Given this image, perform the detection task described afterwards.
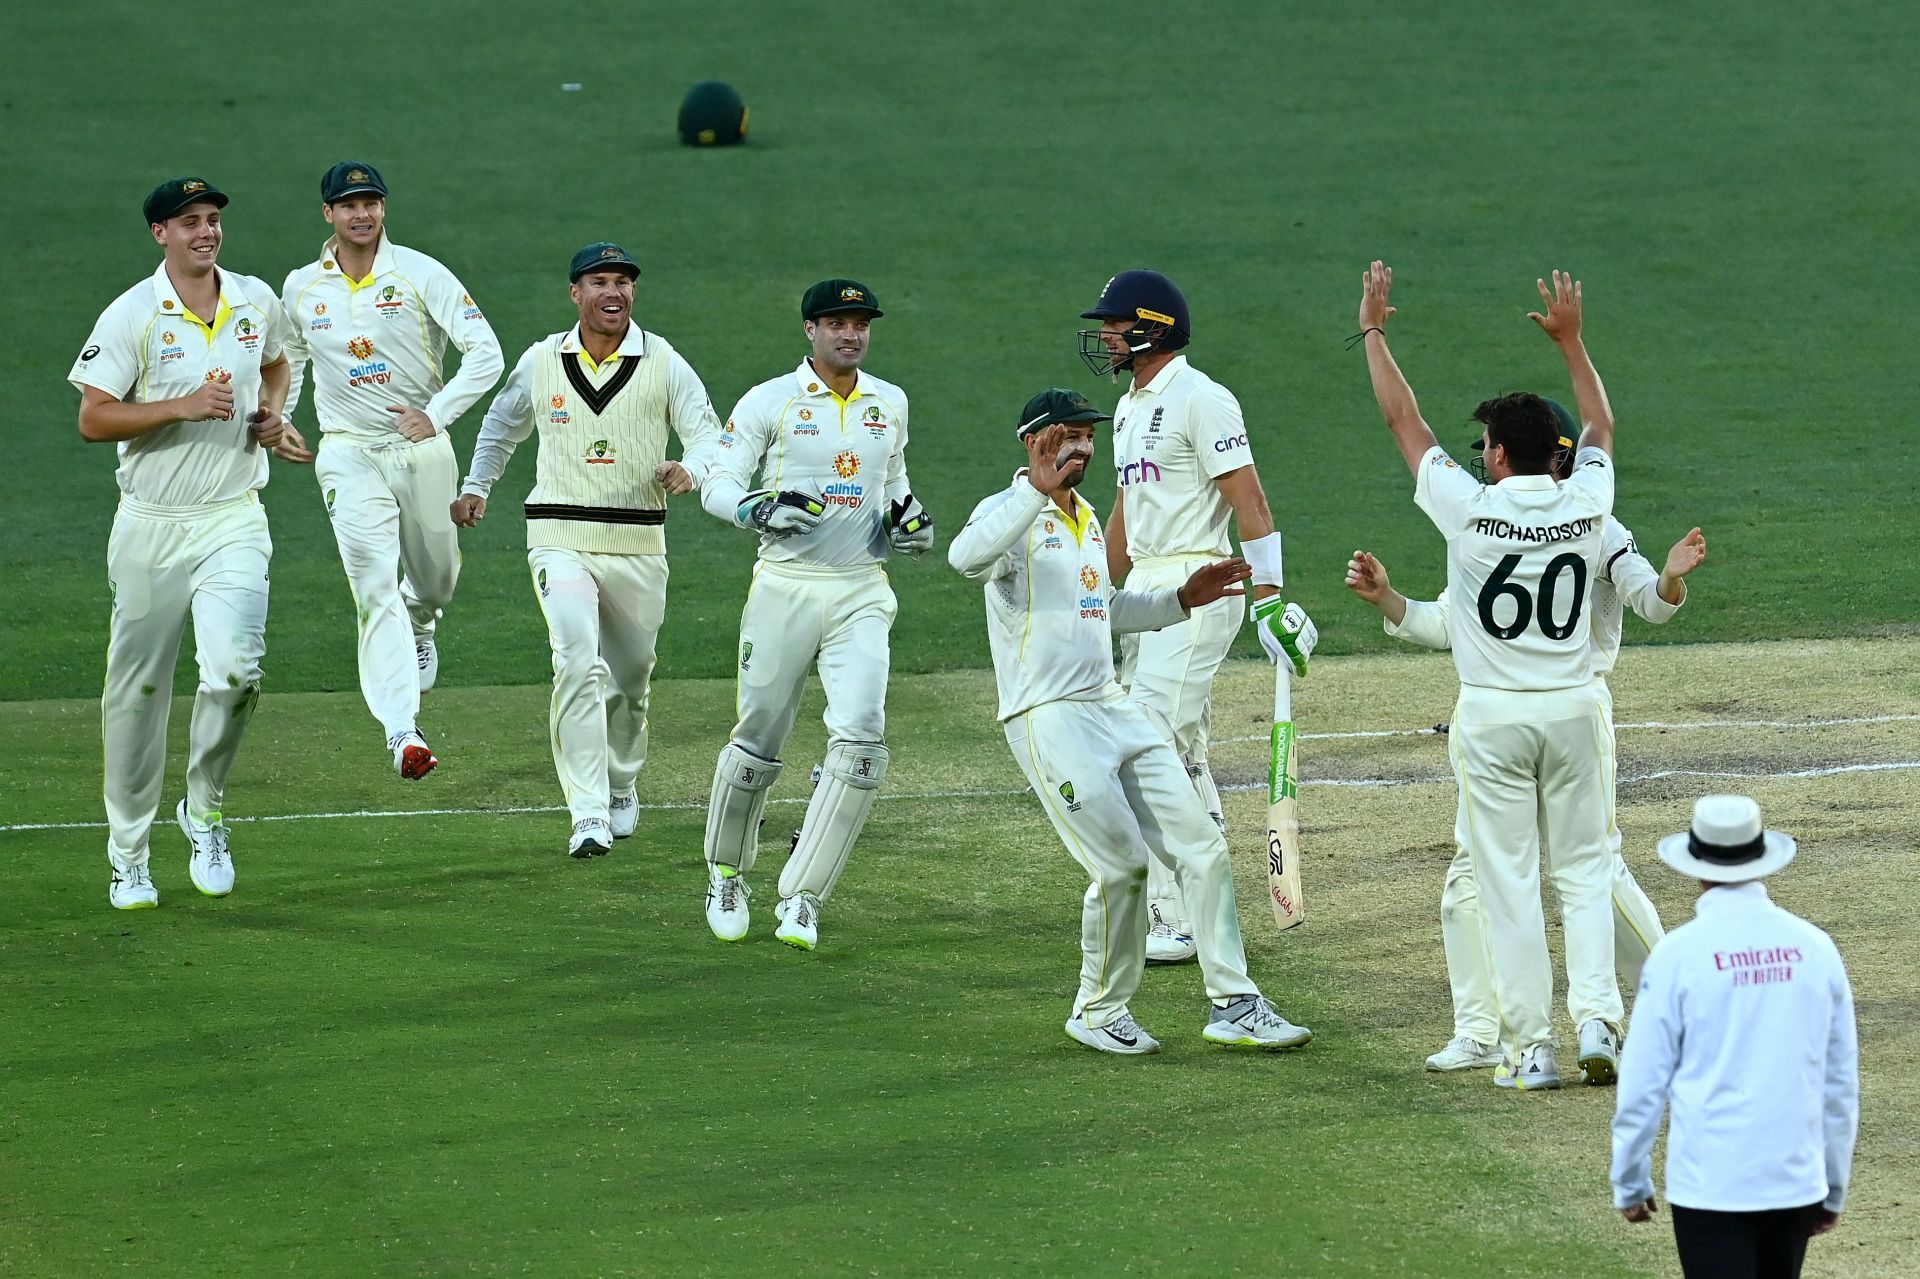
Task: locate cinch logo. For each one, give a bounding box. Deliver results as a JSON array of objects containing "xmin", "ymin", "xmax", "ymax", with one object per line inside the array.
[
  {"xmin": 1118, "ymin": 457, "xmax": 1162, "ymax": 486},
  {"xmin": 1214, "ymin": 432, "xmax": 1249, "ymax": 453},
  {"xmin": 823, "ymin": 481, "xmax": 864, "ymax": 509}
]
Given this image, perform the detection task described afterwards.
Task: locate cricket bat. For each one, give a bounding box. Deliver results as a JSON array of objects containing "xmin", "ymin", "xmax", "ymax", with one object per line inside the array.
[{"xmin": 1266, "ymin": 662, "xmax": 1305, "ymax": 930}]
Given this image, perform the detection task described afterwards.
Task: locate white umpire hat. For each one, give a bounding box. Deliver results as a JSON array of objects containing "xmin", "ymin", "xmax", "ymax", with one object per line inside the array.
[{"xmin": 1656, "ymin": 794, "xmax": 1798, "ymax": 883}]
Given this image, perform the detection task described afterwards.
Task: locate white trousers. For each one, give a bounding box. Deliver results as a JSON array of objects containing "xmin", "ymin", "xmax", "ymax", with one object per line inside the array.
[
  {"xmin": 1440, "ymin": 679, "xmax": 1665, "ymax": 1043},
  {"xmin": 1007, "ymin": 694, "xmax": 1258, "ymax": 1028},
  {"xmin": 1119, "ymin": 556, "xmax": 1244, "ymax": 933},
  {"xmin": 315, "ymin": 432, "xmax": 461, "ymax": 739},
  {"xmin": 730, "ymin": 562, "xmax": 893, "ymax": 757},
  {"xmin": 102, "ymin": 494, "xmax": 271, "ymax": 872},
  {"xmin": 528, "ymin": 547, "xmax": 667, "ymax": 825},
  {"xmin": 1448, "ymin": 681, "xmax": 1623, "ymax": 1054}
]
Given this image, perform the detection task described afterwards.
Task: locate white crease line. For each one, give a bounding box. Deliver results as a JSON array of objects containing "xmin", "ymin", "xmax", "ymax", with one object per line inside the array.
[
  {"xmin": 8, "ymin": 761, "xmax": 1919, "ymax": 832},
  {"xmin": 1222, "ymin": 712, "xmax": 1920, "ymax": 746}
]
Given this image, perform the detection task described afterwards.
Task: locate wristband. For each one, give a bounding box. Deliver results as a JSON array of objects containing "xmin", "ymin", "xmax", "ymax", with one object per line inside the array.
[{"xmin": 1240, "ymin": 532, "xmax": 1284, "ymax": 589}]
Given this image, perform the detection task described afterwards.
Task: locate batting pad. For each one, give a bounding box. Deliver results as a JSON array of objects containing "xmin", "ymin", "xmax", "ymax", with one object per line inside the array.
[
  {"xmin": 778, "ymin": 741, "xmax": 889, "ymax": 901},
  {"xmin": 705, "ymin": 743, "xmax": 783, "ymax": 872}
]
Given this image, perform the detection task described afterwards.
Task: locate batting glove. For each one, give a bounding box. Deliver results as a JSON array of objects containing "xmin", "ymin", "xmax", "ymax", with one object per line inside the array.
[
  {"xmin": 1253, "ymin": 596, "xmax": 1317, "ymax": 677},
  {"xmin": 738, "ymin": 488, "xmax": 827, "ymax": 536},
  {"xmin": 887, "ymin": 495, "xmax": 935, "ymax": 555}
]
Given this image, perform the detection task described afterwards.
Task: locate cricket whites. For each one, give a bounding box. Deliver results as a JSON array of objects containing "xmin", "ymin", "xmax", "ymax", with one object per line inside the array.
[{"xmin": 1266, "ymin": 663, "xmax": 1304, "ymax": 930}]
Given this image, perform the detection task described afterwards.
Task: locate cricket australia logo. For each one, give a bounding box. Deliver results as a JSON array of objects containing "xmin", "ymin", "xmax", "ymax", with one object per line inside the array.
[
  {"xmin": 236, "ymin": 317, "xmax": 259, "ymax": 346},
  {"xmin": 1058, "ymin": 781, "xmax": 1082, "ymax": 814},
  {"xmin": 739, "ymin": 641, "xmax": 753, "ymax": 672},
  {"xmin": 324, "ymin": 487, "xmax": 338, "ymax": 516},
  {"xmin": 585, "ymin": 438, "xmax": 615, "ymax": 464},
  {"xmin": 374, "ymin": 284, "xmax": 405, "ymax": 317},
  {"xmin": 537, "ymin": 568, "xmax": 549, "ymax": 598}
]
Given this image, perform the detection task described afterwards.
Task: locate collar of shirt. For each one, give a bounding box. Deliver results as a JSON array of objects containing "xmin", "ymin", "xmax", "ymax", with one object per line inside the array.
[
  {"xmin": 1129, "ymin": 353, "xmax": 1190, "ymax": 397},
  {"xmin": 561, "ymin": 321, "xmax": 645, "ymax": 372},
  {"xmin": 318, "ymin": 231, "xmax": 398, "ymax": 287},
  {"xmin": 1694, "ymin": 880, "xmax": 1771, "ymax": 917},
  {"xmin": 791, "ymin": 358, "xmax": 867, "ymax": 403},
  {"xmin": 1009, "ymin": 467, "xmax": 1095, "ymax": 540},
  {"xmin": 1493, "ymin": 473, "xmax": 1557, "ymax": 492},
  {"xmin": 148, "ymin": 260, "xmax": 240, "ymax": 334}
]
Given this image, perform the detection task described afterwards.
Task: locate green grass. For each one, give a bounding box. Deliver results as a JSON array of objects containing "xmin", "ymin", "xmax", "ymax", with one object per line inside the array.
[{"xmin": 4, "ymin": 2, "xmax": 1918, "ymax": 701}]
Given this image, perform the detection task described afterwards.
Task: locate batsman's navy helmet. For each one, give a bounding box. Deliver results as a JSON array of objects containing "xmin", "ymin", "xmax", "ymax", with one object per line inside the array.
[{"xmin": 1078, "ymin": 269, "xmax": 1191, "ymax": 376}]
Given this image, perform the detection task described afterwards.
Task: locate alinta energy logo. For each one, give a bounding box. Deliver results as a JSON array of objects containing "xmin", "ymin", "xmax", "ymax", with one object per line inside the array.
[
  {"xmin": 346, "ymin": 336, "xmax": 392, "ymax": 387},
  {"xmin": 823, "ymin": 450, "xmax": 865, "ymax": 508},
  {"xmin": 832, "ymin": 450, "xmax": 861, "ymax": 479},
  {"xmin": 347, "ymin": 336, "xmax": 374, "ymax": 360},
  {"xmin": 550, "ymin": 393, "xmax": 569, "ymax": 425},
  {"xmin": 1080, "ymin": 564, "xmax": 1100, "ymax": 592}
]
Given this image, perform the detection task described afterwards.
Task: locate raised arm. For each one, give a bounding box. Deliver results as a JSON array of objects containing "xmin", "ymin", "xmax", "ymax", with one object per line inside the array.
[
  {"xmin": 1528, "ymin": 270, "xmax": 1613, "ymax": 457},
  {"xmin": 1359, "ymin": 261, "xmax": 1440, "ymax": 474}
]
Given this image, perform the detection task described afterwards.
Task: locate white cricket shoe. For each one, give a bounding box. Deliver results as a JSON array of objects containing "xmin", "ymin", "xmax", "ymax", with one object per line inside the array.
[
  {"xmin": 774, "ymin": 892, "xmax": 821, "ymax": 951},
  {"xmin": 1495, "ymin": 1043, "xmax": 1563, "ymax": 1091},
  {"xmin": 1203, "ymin": 994, "xmax": 1313, "ymax": 1050},
  {"xmin": 1577, "ymin": 1019, "xmax": 1622, "ymax": 1086},
  {"xmin": 177, "ymin": 799, "xmax": 235, "ymax": 897},
  {"xmin": 109, "ymin": 863, "xmax": 159, "ymax": 910},
  {"xmin": 1145, "ymin": 902, "xmax": 1197, "ymax": 964},
  {"xmin": 416, "ymin": 638, "xmax": 439, "ymax": 693},
  {"xmin": 389, "ymin": 729, "xmax": 439, "ymax": 780},
  {"xmin": 706, "ymin": 864, "xmax": 751, "ymax": 941},
  {"xmin": 1066, "ymin": 1010, "xmax": 1161, "ymax": 1055},
  {"xmin": 568, "ymin": 818, "xmax": 612, "ymax": 859},
  {"xmin": 609, "ymin": 788, "xmax": 639, "ymax": 840},
  {"xmin": 1425, "ymin": 1035, "xmax": 1503, "ymax": 1072}
]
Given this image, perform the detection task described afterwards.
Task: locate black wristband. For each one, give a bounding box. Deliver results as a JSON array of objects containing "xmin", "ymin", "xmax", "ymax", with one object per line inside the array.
[{"xmin": 1345, "ymin": 326, "xmax": 1386, "ymax": 350}]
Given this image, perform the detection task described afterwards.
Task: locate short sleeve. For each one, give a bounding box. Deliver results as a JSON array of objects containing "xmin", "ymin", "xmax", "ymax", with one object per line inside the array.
[
  {"xmin": 1411, "ymin": 445, "xmax": 1479, "ymax": 536},
  {"xmin": 1195, "ymin": 383, "xmax": 1253, "ymax": 479},
  {"xmin": 1565, "ymin": 445, "xmax": 1615, "ymax": 514},
  {"xmin": 69, "ymin": 302, "xmax": 141, "ymax": 399}
]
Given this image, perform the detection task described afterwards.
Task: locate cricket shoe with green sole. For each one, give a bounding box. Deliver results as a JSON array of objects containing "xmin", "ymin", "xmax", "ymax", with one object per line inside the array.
[
  {"xmin": 1495, "ymin": 1043, "xmax": 1563, "ymax": 1091},
  {"xmin": 706, "ymin": 865, "xmax": 750, "ymax": 941},
  {"xmin": 178, "ymin": 798, "xmax": 234, "ymax": 897},
  {"xmin": 109, "ymin": 863, "xmax": 159, "ymax": 910},
  {"xmin": 774, "ymin": 892, "xmax": 820, "ymax": 950},
  {"xmin": 1066, "ymin": 1010, "xmax": 1161, "ymax": 1055},
  {"xmin": 1202, "ymin": 994, "xmax": 1313, "ymax": 1050}
]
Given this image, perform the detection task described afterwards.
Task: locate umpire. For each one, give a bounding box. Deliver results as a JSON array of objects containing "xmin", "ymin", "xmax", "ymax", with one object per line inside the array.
[{"xmin": 1610, "ymin": 795, "xmax": 1860, "ymax": 1279}]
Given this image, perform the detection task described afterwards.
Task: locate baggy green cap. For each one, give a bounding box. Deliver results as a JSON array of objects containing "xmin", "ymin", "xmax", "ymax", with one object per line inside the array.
[
  {"xmin": 144, "ymin": 176, "xmax": 228, "ymax": 225},
  {"xmin": 1017, "ymin": 388, "xmax": 1111, "ymax": 437},
  {"xmin": 570, "ymin": 242, "xmax": 641, "ymax": 282},
  {"xmin": 801, "ymin": 279, "xmax": 883, "ymax": 320}
]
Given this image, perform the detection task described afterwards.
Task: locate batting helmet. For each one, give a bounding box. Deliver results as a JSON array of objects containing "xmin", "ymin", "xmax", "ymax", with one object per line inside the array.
[{"xmin": 1077, "ymin": 269, "xmax": 1191, "ymax": 376}]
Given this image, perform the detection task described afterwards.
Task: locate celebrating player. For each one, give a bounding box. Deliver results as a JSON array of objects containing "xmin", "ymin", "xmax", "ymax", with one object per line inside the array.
[
  {"xmin": 695, "ymin": 279, "xmax": 932, "ymax": 949},
  {"xmin": 1077, "ymin": 270, "xmax": 1315, "ymax": 962},
  {"xmin": 949, "ymin": 389, "xmax": 1311, "ymax": 1053},
  {"xmin": 1359, "ymin": 263, "xmax": 1621, "ymax": 1090},
  {"xmin": 71, "ymin": 177, "xmax": 308, "ymax": 909},
  {"xmin": 1346, "ymin": 457, "xmax": 1708, "ymax": 1071},
  {"xmin": 282, "ymin": 161, "xmax": 504, "ymax": 780},
  {"xmin": 454, "ymin": 243, "xmax": 721, "ymax": 857}
]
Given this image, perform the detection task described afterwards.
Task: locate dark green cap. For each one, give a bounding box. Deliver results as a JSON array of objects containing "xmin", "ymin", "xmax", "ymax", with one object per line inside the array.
[
  {"xmin": 679, "ymin": 80, "xmax": 749, "ymax": 146},
  {"xmin": 801, "ymin": 278, "xmax": 882, "ymax": 321},
  {"xmin": 321, "ymin": 161, "xmax": 387, "ymax": 203},
  {"xmin": 570, "ymin": 242, "xmax": 641, "ymax": 282},
  {"xmin": 1018, "ymin": 388, "xmax": 1111, "ymax": 437},
  {"xmin": 144, "ymin": 177, "xmax": 227, "ymax": 226},
  {"xmin": 1542, "ymin": 397, "xmax": 1579, "ymax": 447}
]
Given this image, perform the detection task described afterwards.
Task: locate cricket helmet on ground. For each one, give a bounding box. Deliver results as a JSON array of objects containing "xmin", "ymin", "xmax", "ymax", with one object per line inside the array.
[
  {"xmin": 1078, "ymin": 269, "xmax": 1190, "ymax": 376},
  {"xmin": 679, "ymin": 81, "xmax": 749, "ymax": 146}
]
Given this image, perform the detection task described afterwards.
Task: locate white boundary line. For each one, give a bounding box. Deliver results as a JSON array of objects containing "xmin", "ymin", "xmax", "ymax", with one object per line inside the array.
[
  {"xmin": 1222, "ymin": 712, "xmax": 1920, "ymax": 746},
  {"xmin": 7, "ymin": 759, "xmax": 1918, "ymax": 833}
]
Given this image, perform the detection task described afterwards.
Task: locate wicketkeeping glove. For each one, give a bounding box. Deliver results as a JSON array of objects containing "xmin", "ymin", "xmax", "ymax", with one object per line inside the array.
[
  {"xmin": 738, "ymin": 488, "xmax": 827, "ymax": 536},
  {"xmin": 887, "ymin": 495, "xmax": 935, "ymax": 555},
  {"xmin": 1253, "ymin": 596, "xmax": 1317, "ymax": 678}
]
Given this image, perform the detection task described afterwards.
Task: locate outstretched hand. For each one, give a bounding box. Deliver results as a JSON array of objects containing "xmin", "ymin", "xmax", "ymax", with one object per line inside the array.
[
  {"xmin": 1359, "ymin": 260, "xmax": 1396, "ymax": 331},
  {"xmin": 1527, "ymin": 270, "xmax": 1583, "ymax": 345},
  {"xmin": 1345, "ymin": 550, "xmax": 1393, "ymax": 606},
  {"xmin": 1024, "ymin": 424, "xmax": 1090, "ymax": 493},
  {"xmin": 1177, "ymin": 558, "xmax": 1252, "ymax": 610},
  {"xmin": 1664, "ymin": 527, "xmax": 1707, "ymax": 579}
]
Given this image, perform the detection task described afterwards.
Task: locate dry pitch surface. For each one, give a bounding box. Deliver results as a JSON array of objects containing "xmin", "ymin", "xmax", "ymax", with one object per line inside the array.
[{"xmin": 3, "ymin": 637, "xmax": 1915, "ymax": 1276}]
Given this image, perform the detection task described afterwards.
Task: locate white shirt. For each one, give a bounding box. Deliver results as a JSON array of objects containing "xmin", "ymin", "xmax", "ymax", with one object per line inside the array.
[
  {"xmin": 1385, "ymin": 516, "xmax": 1683, "ymax": 674},
  {"xmin": 69, "ymin": 262, "xmax": 287, "ymax": 508},
  {"xmin": 1110, "ymin": 355, "xmax": 1253, "ymax": 559},
  {"xmin": 1413, "ymin": 444, "xmax": 1614, "ymax": 691},
  {"xmin": 949, "ymin": 473, "xmax": 1187, "ymax": 721},
  {"xmin": 462, "ymin": 323, "xmax": 720, "ymax": 497},
  {"xmin": 281, "ymin": 233, "xmax": 504, "ymax": 443},
  {"xmin": 700, "ymin": 360, "xmax": 913, "ymax": 568},
  {"xmin": 1611, "ymin": 881, "xmax": 1858, "ymax": 1213}
]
